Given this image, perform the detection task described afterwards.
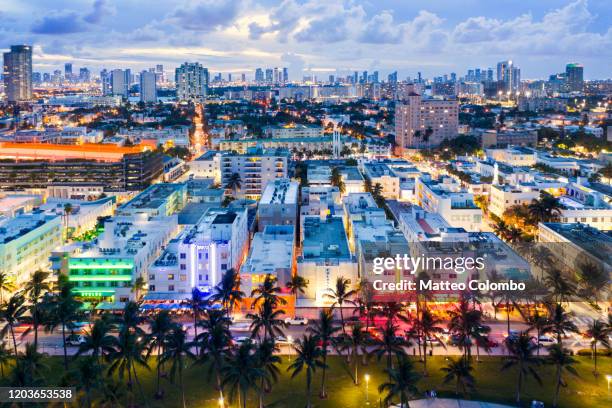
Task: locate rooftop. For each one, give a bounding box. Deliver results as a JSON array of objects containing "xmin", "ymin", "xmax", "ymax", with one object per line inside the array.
[
  {"xmin": 0, "ymin": 212, "xmax": 60, "ymax": 244},
  {"xmin": 260, "ymin": 179, "xmax": 299, "ymax": 205},
  {"xmin": 120, "ymin": 183, "xmax": 184, "ymax": 211},
  {"xmin": 302, "ymin": 216, "xmax": 351, "ymax": 260},
  {"xmin": 542, "ymin": 222, "xmax": 612, "ymax": 266}
]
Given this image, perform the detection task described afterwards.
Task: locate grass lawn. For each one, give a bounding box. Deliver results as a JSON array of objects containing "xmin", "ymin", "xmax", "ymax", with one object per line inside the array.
[{"xmin": 15, "ymin": 354, "xmax": 612, "ymax": 407}]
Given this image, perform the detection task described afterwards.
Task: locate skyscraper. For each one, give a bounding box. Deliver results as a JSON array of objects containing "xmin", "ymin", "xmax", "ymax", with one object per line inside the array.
[
  {"xmin": 282, "ymin": 67, "xmax": 289, "ymax": 83},
  {"xmin": 79, "ymin": 67, "xmax": 90, "ymax": 82},
  {"xmin": 265, "ymin": 68, "xmax": 273, "ymax": 83},
  {"xmin": 496, "ymin": 60, "xmax": 520, "ymax": 92},
  {"xmin": 64, "ymin": 63, "xmax": 73, "ymax": 79},
  {"xmin": 110, "ymin": 69, "xmax": 129, "ymax": 98},
  {"xmin": 100, "ymin": 69, "xmax": 111, "ymax": 95},
  {"xmin": 255, "ymin": 68, "xmax": 264, "ymax": 82},
  {"xmin": 388, "ymin": 71, "xmax": 398, "ymax": 84},
  {"xmin": 3, "ymin": 45, "xmax": 32, "ymax": 103},
  {"xmin": 139, "ymin": 70, "xmax": 157, "ymax": 103},
  {"xmin": 175, "ymin": 62, "xmax": 209, "ymax": 102},
  {"xmin": 565, "ymin": 63, "xmax": 584, "ymax": 92}
]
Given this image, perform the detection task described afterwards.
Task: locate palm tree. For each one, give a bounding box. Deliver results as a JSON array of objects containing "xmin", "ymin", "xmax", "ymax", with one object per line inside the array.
[
  {"xmin": 528, "ymin": 192, "xmax": 562, "ymax": 223},
  {"xmin": 0, "ymin": 293, "xmax": 28, "ymax": 354},
  {"xmin": 576, "ymin": 261, "xmax": 608, "ymax": 308},
  {"xmin": 225, "ymin": 172, "xmax": 242, "ymax": 196},
  {"xmin": 76, "ymin": 317, "xmax": 118, "ymax": 366},
  {"xmin": 197, "ymin": 309, "xmax": 232, "ymax": 403},
  {"xmin": 547, "ymin": 303, "xmax": 579, "ymax": 347},
  {"xmin": 10, "ymin": 343, "xmax": 48, "ymax": 387},
  {"xmin": 64, "ymin": 203, "xmax": 73, "ymax": 238},
  {"xmin": 526, "ymin": 309, "xmax": 551, "ymax": 356},
  {"xmin": 161, "ymin": 327, "xmax": 196, "ymax": 408},
  {"xmin": 0, "ymin": 272, "xmax": 16, "ymax": 304},
  {"xmin": 107, "ymin": 329, "xmax": 149, "ymax": 407},
  {"xmin": 447, "ymin": 296, "xmax": 488, "ymax": 361},
  {"xmin": 493, "ymin": 219, "xmax": 511, "ymax": 240},
  {"xmin": 130, "ymin": 276, "xmax": 147, "ymax": 301},
  {"xmin": 502, "ymin": 331, "xmax": 543, "ymax": 404},
  {"xmin": 255, "ymin": 339, "xmax": 282, "ymax": 408},
  {"xmin": 378, "ymin": 356, "xmax": 421, "ymax": 407},
  {"xmin": 251, "ymin": 274, "xmax": 286, "ymax": 308},
  {"xmin": 325, "ymin": 276, "xmax": 356, "ymax": 335},
  {"xmin": 371, "ymin": 321, "xmax": 407, "ymax": 373},
  {"xmin": 544, "ymin": 269, "xmax": 576, "ymax": 305},
  {"xmin": 23, "ymin": 270, "xmax": 51, "ymax": 350},
  {"xmin": 414, "ymin": 307, "xmax": 445, "ymax": 375},
  {"xmin": 547, "ymin": 344, "xmax": 578, "ymax": 407},
  {"xmin": 212, "ymin": 268, "xmax": 245, "ymax": 318},
  {"xmin": 118, "ymin": 300, "xmax": 146, "ymax": 336},
  {"xmin": 147, "ymin": 310, "xmax": 175, "ymax": 399},
  {"xmin": 187, "ymin": 288, "xmax": 205, "ymax": 355},
  {"xmin": 346, "ymin": 322, "xmax": 368, "ymax": 385},
  {"xmin": 330, "ymin": 167, "xmax": 346, "ymax": 194},
  {"xmin": 46, "ymin": 279, "xmax": 83, "ymax": 370},
  {"xmin": 287, "ymin": 334, "xmax": 325, "ymax": 408},
  {"xmin": 441, "ymin": 358, "xmax": 476, "ymax": 398},
  {"xmin": 248, "ymin": 297, "xmax": 286, "ymax": 342},
  {"xmin": 74, "ymin": 356, "xmax": 104, "ymax": 408},
  {"xmin": 286, "ymin": 275, "xmax": 308, "ymax": 304},
  {"xmin": 585, "ymin": 319, "xmax": 610, "ymax": 375},
  {"xmin": 307, "ymin": 308, "xmax": 339, "ymax": 398},
  {"xmin": 372, "ymin": 183, "xmax": 384, "ymax": 205},
  {"xmin": 222, "ymin": 339, "xmax": 263, "ymax": 408},
  {"xmin": 0, "ymin": 342, "xmax": 13, "ymax": 378}
]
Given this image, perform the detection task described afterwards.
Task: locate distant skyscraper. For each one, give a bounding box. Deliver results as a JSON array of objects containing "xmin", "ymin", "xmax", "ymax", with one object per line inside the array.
[
  {"xmin": 329, "ymin": 75, "xmax": 335, "ymax": 83},
  {"xmin": 3, "ymin": 45, "xmax": 32, "ymax": 103},
  {"xmin": 110, "ymin": 69, "xmax": 129, "ymax": 98},
  {"xmin": 42, "ymin": 72, "xmax": 51, "ymax": 83},
  {"xmin": 139, "ymin": 70, "xmax": 157, "ymax": 103},
  {"xmin": 79, "ymin": 67, "xmax": 90, "ymax": 82},
  {"xmin": 265, "ymin": 68, "xmax": 273, "ymax": 83},
  {"xmin": 255, "ymin": 68, "xmax": 264, "ymax": 82},
  {"xmin": 175, "ymin": 62, "xmax": 209, "ymax": 102},
  {"xmin": 497, "ymin": 60, "xmax": 520, "ymax": 92},
  {"xmin": 353, "ymin": 71, "xmax": 358, "ymax": 84},
  {"xmin": 64, "ymin": 63, "xmax": 73, "ymax": 79},
  {"xmin": 388, "ymin": 71, "xmax": 398, "ymax": 84},
  {"xmin": 282, "ymin": 67, "xmax": 288, "ymax": 83},
  {"xmin": 361, "ymin": 71, "xmax": 368, "ymax": 84},
  {"xmin": 372, "ymin": 71, "xmax": 379, "ymax": 83},
  {"xmin": 565, "ymin": 63, "xmax": 584, "ymax": 92},
  {"xmin": 100, "ymin": 69, "xmax": 111, "ymax": 95},
  {"xmin": 241, "ymin": 73, "xmax": 246, "ymax": 82},
  {"xmin": 32, "ymin": 72, "xmax": 41, "ymax": 83}
]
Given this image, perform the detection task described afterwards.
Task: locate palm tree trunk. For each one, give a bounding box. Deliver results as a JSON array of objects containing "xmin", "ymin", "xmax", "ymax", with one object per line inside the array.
[
  {"xmin": 516, "ymin": 364, "xmax": 523, "ymax": 403},
  {"xmin": 193, "ymin": 310, "xmax": 199, "ymax": 355},
  {"xmin": 593, "ymin": 343, "xmax": 597, "ymax": 374},
  {"xmin": 354, "ymin": 346, "xmax": 359, "ymax": 385},
  {"xmin": 320, "ymin": 353, "xmax": 328, "ymax": 398},
  {"xmin": 156, "ymin": 344, "xmax": 162, "ymax": 397},
  {"xmin": 133, "ymin": 364, "xmax": 148, "ymax": 408},
  {"xmin": 259, "ymin": 376, "xmax": 265, "ymax": 408},
  {"xmin": 180, "ymin": 366, "xmax": 186, "ymax": 408},
  {"xmin": 423, "ymin": 340, "xmax": 428, "ymax": 375},
  {"xmin": 553, "ymin": 365, "xmax": 561, "ymax": 407},
  {"xmin": 306, "ymin": 369, "xmax": 312, "ymax": 408},
  {"xmin": 33, "ymin": 306, "xmax": 39, "ymax": 350},
  {"xmin": 9, "ymin": 325, "xmax": 17, "ymax": 355},
  {"xmin": 216, "ymin": 369, "xmax": 224, "ymax": 403},
  {"xmin": 62, "ymin": 323, "xmax": 68, "ymax": 370}
]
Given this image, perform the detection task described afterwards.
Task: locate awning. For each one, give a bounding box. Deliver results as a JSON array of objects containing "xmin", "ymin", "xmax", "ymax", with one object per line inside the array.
[
  {"xmin": 143, "ymin": 292, "xmax": 192, "ymax": 301},
  {"xmin": 95, "ymin": 301, "xmax": 126, "ymax": 310}
]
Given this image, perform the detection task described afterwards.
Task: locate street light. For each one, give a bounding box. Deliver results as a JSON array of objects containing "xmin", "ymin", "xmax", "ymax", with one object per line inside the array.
[
  {"xmin": 218, "ymin": 396, "xmax": 224, "ymax": 407},
  {"xmin": 287, "ymin": 335, "xmax": 294, "ymax": 361},
  {"xmin": 365, "ymin": 373, "xmax": 370, "ymax": 405},
  {"xmin": 606, "ymin": 375, "xmax": 612, "ymax": 394}
]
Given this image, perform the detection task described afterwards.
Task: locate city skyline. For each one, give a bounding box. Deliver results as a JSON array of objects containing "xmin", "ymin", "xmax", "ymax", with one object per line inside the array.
[{"xmin": 1, "ymin": 0, "xmax": 611, "ymax": 79}]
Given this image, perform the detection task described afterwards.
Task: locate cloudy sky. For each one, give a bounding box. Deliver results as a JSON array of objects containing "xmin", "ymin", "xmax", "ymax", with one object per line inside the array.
[{"xmin": 1, "ymin": 0, "xmax": 611, "ymax": 79}]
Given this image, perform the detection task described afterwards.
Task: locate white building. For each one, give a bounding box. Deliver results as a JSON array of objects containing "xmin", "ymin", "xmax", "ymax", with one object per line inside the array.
[
  {"xmin": 415, "ymin": 175, "xmax": 482, "ymax": 231},
  {"xmin": 257, "ymin": 179, "xmax": 298, "ymax": 232},
  {"xmin": 485, "ymin": 147, "xmax": 537, "ymax": 167},
  {"xmin": 148, "ymin": 208, "xmax": 248, "ymax": 298},
  {"xmin": 41, "ymin": 197, "xmax": 116, "ymax": 237},
  {"xmin": 0, "ymin": 211, "xmax": 62, "ymax": 284},
  {"xmin": 139, "ymin": 71, "xmax": 157, "ymax": 103},
  {"xmin": 175, "ymin": 62, "xmax": 208, "ymax": 102},
  {"xmin": 300, "ymin": 186, "xmax": 343, "ymax": 219}
]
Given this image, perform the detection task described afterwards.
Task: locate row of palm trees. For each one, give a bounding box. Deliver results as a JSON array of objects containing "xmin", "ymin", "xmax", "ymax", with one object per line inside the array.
[{"xmin": 0, "ymin": 266, "xmax": 610, "ymax": 407}]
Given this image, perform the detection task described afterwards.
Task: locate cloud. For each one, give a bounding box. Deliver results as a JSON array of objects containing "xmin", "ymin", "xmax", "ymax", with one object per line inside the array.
[
  {"xmin": 168, "ymin": 0, "xmax": 243, "ymax": 32},
  {"xmin": 248, "ymin": 0, "xmax": 301, "ymax": 40},
  {"xmin": 31, "ymin": 11, "xmax": 88, "ymax": 35},
  {"xmin": 294, "ymin": 4, "xmax": 365, "ymax": 42},
  {"xmin": 360, "ymin": 11, "xmax": 405, "ymax": 44},
  {"xmin": 83, "ymin": 0, "xmax": 116, "ymax": 24}
]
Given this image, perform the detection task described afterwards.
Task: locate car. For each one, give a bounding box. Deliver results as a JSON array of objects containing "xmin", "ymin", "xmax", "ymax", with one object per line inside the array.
[
  {"xmin": 275, "ymin": 336, "xmax": 292, "ymax": 346},
  {"xmin": 66, "ymin": 334, "xmax": 86, "ymax": 346},
  {"xmin": 230, "ymin": 322, "xmax": 251, "ymax": 332},
  {"xmin": 233, "ymin": 336, "xmax": 252, "ymax": 345},
  {"xmin": 284, "ymin": 316, "xmax": 308, "ymax": 326},
  {"xmin": 537, "ymin": 335, "xmax": 557, "ymax": 345}
]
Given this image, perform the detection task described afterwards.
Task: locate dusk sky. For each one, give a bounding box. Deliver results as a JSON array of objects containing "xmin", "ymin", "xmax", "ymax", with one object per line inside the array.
[{"xmin": 1, "ymin": 0, "xmax": 611, "ymax": 79}]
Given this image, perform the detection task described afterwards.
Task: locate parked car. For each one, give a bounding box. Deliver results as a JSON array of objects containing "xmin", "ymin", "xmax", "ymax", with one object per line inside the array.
[
  {"xmin": 66, "ymin": 334, "xmax": 86, "ymax": 346},
  {"xmin": 284, "ymin": 316, "xmax": 308, "ymax": 326},
  {"xmin": 537, "ymin": 335, "xmax": 557, "ymax": 345},
  {"xmin": 275, "ymin": 336, "xmax": 292, "ymax": 346},
  {"xmin": 233, "ymin": 336, "xmax": 251, "ymax": 345}
]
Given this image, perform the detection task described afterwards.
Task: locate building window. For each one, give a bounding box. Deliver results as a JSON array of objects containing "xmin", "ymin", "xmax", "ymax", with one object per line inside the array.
[
  {"xmin": 180, "ymin": 274, "xmax": 187, "ymax": 281},
  {"xmin": 168, "ymin": 274, "xmax": 175, "ymax": 281},
  {"xmin": 180, "ymin": 264, "xmax": 186, "ymax": 270},
  {"xmin": 180, "ymin": 253, "xmax": 186, "ymax": 259},
  {"xmin": 221, "ymin": 264, "xmax": 227, "ymax": 270},
  {"xmin": 149, "ymin": 274, "xmax": 155, "ymax": 280},
  {"xmin": 149, "ymin": 285, "xmax": 156, "ymax": 291},
  {"xmin": 168, "ymin": 285, "xmax": 174, "ymax": 291}
]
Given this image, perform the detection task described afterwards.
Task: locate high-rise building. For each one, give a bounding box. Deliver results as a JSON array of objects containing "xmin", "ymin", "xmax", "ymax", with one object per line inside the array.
[
  {"xmin": 388, "ymin": 71, "xmax": 398, "ymax": 84},
  {"xmin": 175, "ymin": 62, "xmax": 209, "ymax": 102},
  {"xmin": 32, "ymin": 72, "xmax": 41, "ymax": 83},
  {"xmin": 110, "ymin": 69, "xmax": 129, "ymax": 98},
  {"xmin": 395, "ymin": 93, "xmax": 459, "ymax": 153},
  {"xmin": 565, "ymin": 63, "xmax": 584, "ymax": 92},
  {"xmin": 255, "ymin": 68, "xmax": 264, "ymax": 82},
  {"xmin": 241, "ymin": 73, "xmax": 246, "ymax": 82},
  {"xmin": 3, "ymin": 45, "xmax": 33, "ymax": 103},
  {"xmin": 139, "ymin": 70, "xmax": 157, "ymax": 103},
  {"xmin": 265, "ymin": 68, "xmax": 273, "ymax": 83},
  {"xmin": 496, "ymin": 60, "xmax": 521, "ymax": 92},
  {"xmin": 282, "ymin": 67, "xmax": 288, "ymax": 83},
  {"xmin": 100, "ymin": 69, "xmax": 111, "ymax": 95},
  {"xmin": 79, "ymin": 67, "xmax": 90, "ymax": 82},
  {"xmin": 43, "ymin": 73, "xmax": 51, "ymax": 82},
  {"xmin": 353, "ymin": 71, "xmax": 358, "ymax": 84},
  {"xmin": 64, "ymin": 63, "xmax": 73, "ymax": 79}
]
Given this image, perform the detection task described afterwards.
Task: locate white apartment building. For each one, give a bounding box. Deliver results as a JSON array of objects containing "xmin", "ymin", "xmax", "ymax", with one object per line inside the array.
[
  {"xmin": 240, "ymin": 225, "xmax": 295, "ymax": 297},
  {"xmin": 395, "ymin": 93, "xmax": 459, "ymax": 154},
  {"xmin": 362, "ymin": 163, "xmax": 400, "ymax": 199},
  {"xmin": 0, "ymin": 211, "xmax": 62, "ymax": 284},
  {"xmin": 189, "ymin": 151, "xmax": 221, "ymax": 183},
  {"xmin": 300, "ymin": 186, "xmax": 343, "ymax": 219},
  {"xmin": 148, "ymin": 208, "xmax": 248, "ymax": 298},
  {"xmin": 41, "ymin": 197, "xmax": 116, "ymax": 237},
  {"xmin": 485, "ymin": 147, "xmax": 537, "ymax": 167},
  {"xmin": 257, "ymin": 179, "xmax": 298, "ymax": 232},
  {"xmin": 415, "ymin": 175, "xmax": 482, "ymax": 231},
  {"xmin": 262, "ymin": 124, "xmax": 323, "ymax": 138}
]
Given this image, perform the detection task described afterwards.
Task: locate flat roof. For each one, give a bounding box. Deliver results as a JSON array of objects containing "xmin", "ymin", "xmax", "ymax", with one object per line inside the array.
[{"xmin": 302, "ymin": 216, "xmax": 350, "ymax": 260}]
